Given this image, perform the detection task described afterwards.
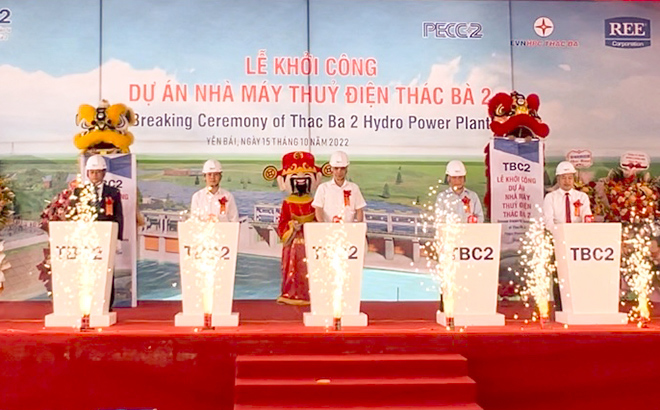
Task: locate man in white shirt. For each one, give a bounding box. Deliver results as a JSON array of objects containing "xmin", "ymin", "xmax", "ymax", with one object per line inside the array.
[
  {"xmin": 542, "ymin": 161, "xmax": 592, "ymax": 231},
  {"xmin": 312, "ymin": 151, "xmax": 366, "ymax": 223},
  {"xmin": 434, "ymin": 160, "xmax": 484, "ymax": 223},
  {"xmin": 190, "ymin": 159, "xmax": 239, "ymax": 222}
]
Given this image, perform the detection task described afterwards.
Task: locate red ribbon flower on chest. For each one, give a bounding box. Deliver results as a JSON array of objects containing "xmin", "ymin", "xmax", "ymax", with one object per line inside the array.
[
  {"xmin": 461, "ymin": 195, "xmax": 471, "ymax": 213},
  {"xmin": 343, "ymin": 190, "xmax": 351, "ymax": 207},
  {"xmin": 219, "ymin": 196, "xmax": 228, "ymax": 214},
  {"xmin": 573, "ymin": 199, "xmax": 583, "ymax": 217},
  {"xmin": 105, "ymin": 196, "xmax": 114, "ymax": 216}
]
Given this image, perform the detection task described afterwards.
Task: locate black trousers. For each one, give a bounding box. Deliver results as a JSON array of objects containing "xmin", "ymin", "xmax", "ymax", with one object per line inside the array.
[
  {"xmin": 109, "ymin": 271, "xmax": 116, "ymax": 309},
  {"xmin": 552, "ymin": 269, "xmax": 562, "ymax": 312}
]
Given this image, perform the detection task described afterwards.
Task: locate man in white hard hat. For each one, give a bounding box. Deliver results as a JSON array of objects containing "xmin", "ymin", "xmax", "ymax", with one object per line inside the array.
[
  {"xmin": 84, "ymin": 155, "xmax": 124, "ymax": 239},
  {"xmin": 435, "ymin": 160, "xmax": 484, "ymax": 223},
  {"xmin": 312, "ymin": 151, "xmax": 366, "ymax": 223},
  {"xmin": 83, "ymin": 154, "xmax": 124, "ymax": 308},
  {"xmin": 190, "ymin": 159, "xmax": 239, "ymax": 222},
  {"xmin": 542, "ymin": 161, "xmax": 592, "ymax": 231}
]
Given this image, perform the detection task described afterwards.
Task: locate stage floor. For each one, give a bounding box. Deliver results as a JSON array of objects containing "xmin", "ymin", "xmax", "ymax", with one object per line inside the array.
[
  {"xmin": 2, "ymin": 301, "xmax": 660, "ymax": 410},
  {"xmin": 2, "ymin": 299, "xmax": 659, "ymax": 335}
]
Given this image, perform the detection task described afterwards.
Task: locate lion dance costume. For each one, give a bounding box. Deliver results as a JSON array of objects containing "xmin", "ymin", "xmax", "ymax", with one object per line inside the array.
[{"xmin": 264, "ymin": 152, "xmax": 330, "ymax": 305}]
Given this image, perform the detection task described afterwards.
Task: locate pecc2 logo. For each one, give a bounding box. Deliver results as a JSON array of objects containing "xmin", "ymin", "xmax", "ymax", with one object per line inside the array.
[
  {"xmin": 605, "ymin": 17, "xmax": 651, "ymax": 49},
  {"xmin": 0, "ymin": 8, "xmax": 11, "ymax": 41},
  {"xmin": 0, "ymin": 9, "xmax": 11, "ymax": 24},
  {"xmin": 422, "ymin": 22, "xmax": 483, "ymax": 39}
]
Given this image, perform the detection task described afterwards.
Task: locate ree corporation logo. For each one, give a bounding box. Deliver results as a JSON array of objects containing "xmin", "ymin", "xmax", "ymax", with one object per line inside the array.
[
  {"xmin": 422, "ymin": 22, "xmax": 483, "ymax": 39},
  {"xmin": 605, "ymin": 17, "xmax": 651, "ymax": 49}
]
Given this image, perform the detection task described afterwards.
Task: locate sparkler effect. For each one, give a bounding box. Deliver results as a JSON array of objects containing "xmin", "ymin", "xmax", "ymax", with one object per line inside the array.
[
  {"xmin": 185, "ymin": 210, "xmax": 227, "ymax": 329},
  {"xmin": 314, "ymin": 218, "xmax": 351, "ymax": 330},
  {"xmin": 517, "ymin": 213, "xmax": 554, "ymax": 326},
  {"xmin": 621, "ymin": 217, "xmax": 655, "ymax": 325},
  {"xmin": 327, "ymin": 222, "xmax": 350, "ymax": 328},
  {"xmin": 307, "ymin": 204, "xmax": 356, "ymax": 330},
  {"xmin": 64, "ymin": 179, "xmax": 101, "ymax": 329},
  {"xmin": 421, "ymin": 183, "xmax": 464, "ymax": 330}
]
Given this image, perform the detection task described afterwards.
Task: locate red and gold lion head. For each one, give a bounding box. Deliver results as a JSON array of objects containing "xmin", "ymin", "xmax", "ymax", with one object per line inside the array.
[
  {"xmin": 263, "ymin": 151, "xmax": 331, "ymax": 196},
  {"xmin": 488, "ymin": 91, "xmax": 549, "ymax": 139},
  {"xmin": 74, "ymin": 100, "xmax": 136, "ymax": 154}
]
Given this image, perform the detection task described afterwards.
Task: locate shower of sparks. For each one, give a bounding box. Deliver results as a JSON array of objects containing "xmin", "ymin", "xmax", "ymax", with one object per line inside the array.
[
  {"xmin": 420, "ymin": 182, "xmax": 463, "ymax": 323},
  {"xmin": 308, "ymin": 206, "xmax": 353, "ymax": 325},
  {"xmin": 63, "ymin": 179, "xmax": 101, "ymax": 321},
  {"xmin": 187, "ymin": 210, "xmax": 226, "ymax": 315},
  {"xmin": 327, "ymin": 222, "xmax": 350, "ymax": 320},
  {"xmin": 621, "ymin": 217, "xmax": 654, "ymax": 324},
  {"xmin": 517, "ymin": 213, "xmax": 554, "ymax": 323}
]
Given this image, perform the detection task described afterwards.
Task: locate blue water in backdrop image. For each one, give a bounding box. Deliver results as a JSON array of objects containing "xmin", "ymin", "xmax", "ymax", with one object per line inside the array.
[{"xmin": 137, "ymin": 254, "xmax": 438, "ymax": 301}]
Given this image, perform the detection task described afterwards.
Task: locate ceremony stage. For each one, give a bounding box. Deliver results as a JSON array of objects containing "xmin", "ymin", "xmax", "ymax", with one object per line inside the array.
[{"xmin": 1, "ymin": 301, "xmax": 659, "ymax": 410}]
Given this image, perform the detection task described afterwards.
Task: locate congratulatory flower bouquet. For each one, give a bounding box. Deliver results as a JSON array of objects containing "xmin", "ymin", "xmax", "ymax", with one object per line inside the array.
[
  {"xmin": 575, "ymin": 168, "xmax": 660, "ymax": 223},
  {"xmin": 576, "ymin": 167, "xmax": 660, "ymax": 305}
]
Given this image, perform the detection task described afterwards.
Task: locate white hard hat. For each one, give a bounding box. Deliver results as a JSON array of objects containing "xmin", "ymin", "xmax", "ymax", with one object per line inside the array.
[
  {"xmin": 86, "ymin": 154, "xmax": 107, "ymax": 171},
  {"xmin": 329, "ymin": 151, "xmax": 350, "ymax": 167},
  {"xmin": 556, "ymin": 161, "xmax": 576, "ymax": 176},
  {"xmin": 202, "ymin": 159, "xmax": 222, "ymax": 174},
  {"xmin": 445, "ymin": 160, "xmax": 467, "ymax": 177}
]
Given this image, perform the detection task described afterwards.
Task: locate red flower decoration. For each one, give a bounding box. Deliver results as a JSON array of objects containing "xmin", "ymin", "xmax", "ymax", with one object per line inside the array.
[
  {"xmin": 461, "ymin": 196, "xmax": 471, "ymax": 213},
  {"xmin": 219, "ymin": 196, "xmax": 228, "ymax": 213},
  {"xmin": 343, "ymin": 190, "xmax": 351, "ymax": 206},
  {"xmin": 105, "ymin": 196, "xmax": 114, "ymax": 216},
  {"xmin": 573, "ymin": 199, "xmax": 582, "ymax": 217}
]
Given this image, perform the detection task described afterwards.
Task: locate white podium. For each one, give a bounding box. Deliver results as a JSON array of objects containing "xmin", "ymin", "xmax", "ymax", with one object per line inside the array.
[
  {"xmin": 175, "ymin": 220, "xmax": 240, "ymax": 327},
  {"xmin": 436, "ymin": 223, "xmax": 505, "ymax": 326},
  {"xmin": 303, "ymin": 223, "xmax": 368, "ymax": 327},
  {"xmin": 553, "ymin": 223, "xmax": 627, "ymax": 325},
  {"xmin": 45, "ymin": 221, "xmax": 118, "ymax": 328}
]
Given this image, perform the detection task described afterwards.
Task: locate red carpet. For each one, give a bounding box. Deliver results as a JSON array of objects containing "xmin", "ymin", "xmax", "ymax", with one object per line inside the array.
[{"xmin": 1, "ymin": 300, "xmax": 659, "ymax": 410}]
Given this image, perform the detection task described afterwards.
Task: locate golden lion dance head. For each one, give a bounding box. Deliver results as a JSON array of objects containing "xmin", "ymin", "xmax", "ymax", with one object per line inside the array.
[{"xmin": 74, "ymin": 100, "xmax": 136, "ymax": 154}]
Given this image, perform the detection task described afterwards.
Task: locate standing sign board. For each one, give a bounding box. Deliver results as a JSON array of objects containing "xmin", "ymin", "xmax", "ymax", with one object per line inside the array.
[
  {"xmin": 554, "ymin": 223, "xmax": 627, "ymax": 325},
  {"xmin": 175, "ymin": 220, "xmax": 240, "ymax": 327},
  {"xmin": 436, "ymin": 223, "xmax": 505, "ymax": 326},
  {"xmin": 303, "ymin": 223, "xmax": 368, "ymax": 327},
  {"xmin": 45, "ymin": 221, "xmax": 118, "ymax": 327}
]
